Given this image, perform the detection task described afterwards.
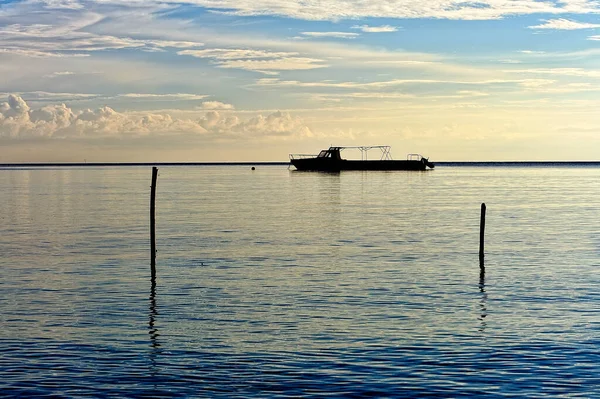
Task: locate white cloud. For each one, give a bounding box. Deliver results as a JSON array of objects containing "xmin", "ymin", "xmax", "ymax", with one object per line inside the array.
[
  {"xmin": 145, "ymin": 40, "xmax": 203, "ymax": 48},
  {"xmin": 454, "ymin": 90, "xmax": 489, "ymax": 97},
  {"xmin": 0, "ymin": 94, "xmax": 30, "ymax": 118},
  {"xmin": 146, "ymin": 0, "xmax": 573, "ymax": 21},
  {"xmin": 363, "ymin": 60, "xmax": 437, "ymax": 66},
  {"xmin": 40, "ymin": 0, "xmax": 84, "ymax": 10},
  {"xmin": 523, "ymin": 82, "xmax": 600, "ymax": 94},
  {"xmin": 254, "ymin": 77, "xmax": 526, "ymax": 90},
  {"xmin": 0, "ymin": 92, "xmax": 210, "ymax": 105},
  {"xmin": 518, "ymin": 79, "xmax": 556, "ymax": 88},
  {"xmin": 0, "ymin": 94, "xmax": 312, "ymax": 140},
  {"xmin": 198, "ymin": 110, "xmax": 312, "ymax": 137},
  {"xmin": 0, "ymin": 25, "xmax": 202, "ymax": 54},
  {"xmin": 12, "ymin": 0, "xmax": 595, "ymax": 23},
  {"xmin": 178, "ymin": 48, "xmax": 327, "ymax": 73},
  {"xmin": 300, "ymin": 89, "xmax": 490, "ymax": 102},
  {"xmin": 6, "ymin": 0, "xmax": 586, "ymax": 29},
  {"xmin": 0, "ymin": 92, "xmax": 101, "ymax": 105},
  {"xmin": 0, "ymin": 94, "xmax": 204, "ymax": 138},
  {"xmin": 326, "ymin": 92, "xmax": 416, "ymax": 99},
  {"xmin": 299, "ymin": 31, "xmax": 359, "ymax": 39},
  {"xmin": 177, "ymin": 48, "xmax": 300, "ymax": 60},
  {"xmin": 200, "ymin": 101, "xmax": 235, "ymax": 110},
  {"xmin": 45, "ymin": 71, "xmax": 76, "ymax": 78},
  {"xmin": 529, "ymin": 18, "xmax": 600, "ymax": 30},
  {"xmin": 217, "ymin": 58, "xmax": 326, "ymax": 72},
  {"xmin": 352, "ymin": 25, "xmax": 398, "ymax": 33},
  {"xmin": 506, "ymin": 68, "xmax": 600, "ymax": 78},
  {"xmin": 117, "ymin": 93, "xmax": 208, "ymax": 101},
  {"xmin": 0, "ymin": 7, "xmax": 204, "ymax": 59},
  {"xmin": 0, "ymin": 48, "xmax": 89, "ymax": 58}
]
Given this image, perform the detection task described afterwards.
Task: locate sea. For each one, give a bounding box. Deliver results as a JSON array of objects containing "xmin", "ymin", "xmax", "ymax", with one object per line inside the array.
[{"xmin": 1, "ymin": 163, "xmax": 599, "ymax": 398}]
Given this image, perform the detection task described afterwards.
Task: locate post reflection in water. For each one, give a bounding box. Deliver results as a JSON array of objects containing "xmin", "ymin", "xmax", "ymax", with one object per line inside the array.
[
  {"xmin": 149, "ymin": 278, "xmax": 160, "ymax": 348},
  {"xmin": 478, "ymin": 260, "xmax": 487, "ymax": 333},
  {"xmin": 148, "ymin": 275, "xmax": 161, "ymax": 381}
]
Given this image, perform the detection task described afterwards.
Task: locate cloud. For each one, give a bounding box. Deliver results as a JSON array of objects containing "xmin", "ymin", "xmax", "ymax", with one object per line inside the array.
[
  {"xmin": 0, "ymin": 7, "xmax": 204, "ymax": 59},
  {"xmin": 141, "ymin": 0, "xmax": 577, "ymax": 21},
  {"xmin": 0, "ymin": 92, "xmax": 101, "ymax": 103},
  {"xmin": 505, "ymin": 68, "xmax": 600, "ymax": 78},
  {"xmin": 302, "ymin": 89, "xmax": 490, "ymax": 102},
  {"xmin": 352, "ymin": 25, "xmax": 398, "ymax": 33},
  {"xmin": 45, "ymin": 71, "xmax": 76, "ymax": 78},
  {"xmin": 254, "ymin": 77, "xmax": 527, "ymax": 90},
  {"xmin": 200, "ymin": 101, "xmax": 235, "ymax": 110},
  {"xmin": 0, "ymin": 48, "xmax": 89, "ymax": 58},
  {"xmin": 1, "ymin": 24, "xmax": 202, "ymax": 53},
  {"xmin": 117, "ymin": 93, "xmax": 209, "ymax": 101},
  {"xmin": 0, "ymin": 94, "xmax": 204, "ymax": 138},
  {"xmin": 520, "ymin": 82, "xmax": 600, "ymax": 94},
  {"xmin": 178, "ymin": 48, "xmax": 327, "ymax": 73},
  {"xmin": 0, "ymin": 94, "xmax": 30, "ymax": 118},
  {"xmin": 518, "ymin": 79, "xmax": 556, "ymax": 88},
  {"xmin": 528, "ymin": 18, "xmax": 600, "ymax": 30},
  {"xmin": 299, "ymin": 32, "xmax": 359, "ymax": 39},
  {"xmin": 7, "ymin": 0, "xmax": 586, "ymax": 30},
  {"xmin": 0, "ymin": 94, "xmax": 312, "ymax": 140},
  {"xmin": 177, "ymin": 49, "xmax": 297, "ymax": 60},
  {"xmin": 198, "ymin": 110, "xmax": 312, "ymax": 138},
  {"xmin": 40, "ymin": 0, "xmax": 85, "ymax": 10}
]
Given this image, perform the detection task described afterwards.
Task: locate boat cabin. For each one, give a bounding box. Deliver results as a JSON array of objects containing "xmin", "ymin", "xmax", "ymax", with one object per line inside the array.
[{"xmin": 317, "ymin": 147, "xmax": 343, "ymax": 160}]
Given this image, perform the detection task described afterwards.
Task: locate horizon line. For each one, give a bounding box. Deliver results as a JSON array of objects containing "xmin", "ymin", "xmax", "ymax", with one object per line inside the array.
[{"xmin": 2, "ymin": 161, "xmax": 600, "ymax": 168}]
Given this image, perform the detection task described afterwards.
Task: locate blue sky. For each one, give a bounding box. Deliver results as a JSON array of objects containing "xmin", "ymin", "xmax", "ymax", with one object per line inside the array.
[{"xmin": 2, "ymin": 0, "xmax": 600, "ymax": 161}]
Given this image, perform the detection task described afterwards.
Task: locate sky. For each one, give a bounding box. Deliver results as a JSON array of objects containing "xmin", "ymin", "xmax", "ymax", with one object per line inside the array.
[{"xmin": 2, "ymin": 0, "xmax": 600, "ymax": 162}]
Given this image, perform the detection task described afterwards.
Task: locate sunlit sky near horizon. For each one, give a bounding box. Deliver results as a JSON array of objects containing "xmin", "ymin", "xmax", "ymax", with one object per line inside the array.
[{"xmin": 2, "ymin": 0, "xmax": 600, "ymax": 162}]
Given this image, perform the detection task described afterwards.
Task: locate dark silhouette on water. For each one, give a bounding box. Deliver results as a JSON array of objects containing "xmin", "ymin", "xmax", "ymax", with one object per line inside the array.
[
  {"xmin": 479, "ymin": 203, "xmax": 487, "ymax": 331},
  {"xmin": 150, "ymin": 167, "xmax": 158, "ymax": 279},
  {"xmin": 479, "ymin": 203, "xmax": 486, "ymax": 262},
  {"xmin": 148, "ymin": 167, "xmax": 161, "ymax": 382},
  {"xmin": 289, "ymin": 146, "xmax": 434, "ymax": 171}
]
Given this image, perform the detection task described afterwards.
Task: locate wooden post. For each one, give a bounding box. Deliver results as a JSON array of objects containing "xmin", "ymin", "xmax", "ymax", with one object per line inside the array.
[
  {"xmin": 150, "ymin": 167, "xmax": 158, "ymax": 278},
  {"xmin": 479, "ymin": 203, "xmax": 486, "ymax": 264}
]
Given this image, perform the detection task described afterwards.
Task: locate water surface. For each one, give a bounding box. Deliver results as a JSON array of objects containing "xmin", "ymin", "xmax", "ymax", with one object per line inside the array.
[{"xmin": 1, "ymin": 165, "xmax": 599, "ymax": 397}]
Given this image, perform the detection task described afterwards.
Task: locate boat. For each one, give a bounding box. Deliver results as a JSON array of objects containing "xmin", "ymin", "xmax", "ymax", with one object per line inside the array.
[{"xmin": 289, "ymin": 146, "xmax": 434, "ymax": 171}]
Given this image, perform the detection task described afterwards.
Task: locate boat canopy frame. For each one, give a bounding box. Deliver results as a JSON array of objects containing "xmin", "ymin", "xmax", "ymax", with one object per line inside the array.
[
  {"xmin": 339, "ymin": 146, "xmax": 393, "ymax": 161},
  {"xmin": 290, "ymin": 145, "xmax": 394, "ymax": 161}
]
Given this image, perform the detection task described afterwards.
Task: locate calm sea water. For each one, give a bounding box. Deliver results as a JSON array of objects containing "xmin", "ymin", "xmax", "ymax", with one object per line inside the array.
[{"xmin": 1, "ymin": 165, "xmax": 599, "ymax": 398}]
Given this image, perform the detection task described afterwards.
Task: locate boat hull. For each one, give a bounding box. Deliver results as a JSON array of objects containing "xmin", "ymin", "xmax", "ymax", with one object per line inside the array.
[{"xmin": 291, "ymin": 159, "xmax": 430, "ymax": 171}]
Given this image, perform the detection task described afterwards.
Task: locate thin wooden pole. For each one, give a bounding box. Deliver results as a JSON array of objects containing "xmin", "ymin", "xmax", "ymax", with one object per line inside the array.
[
  {"xmin": 150, "ymin": 167, "xmax": 158, "ymax": 278},
  {"xmin": 479, "ymin": 203, "xmax": 486, "ymax": 264}
]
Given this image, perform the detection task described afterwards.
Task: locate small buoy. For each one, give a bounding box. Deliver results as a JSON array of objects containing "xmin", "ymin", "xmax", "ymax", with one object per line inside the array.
[{"xmin": 251, "ymin": 167, "xmax": 255, "ymax": 170}]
